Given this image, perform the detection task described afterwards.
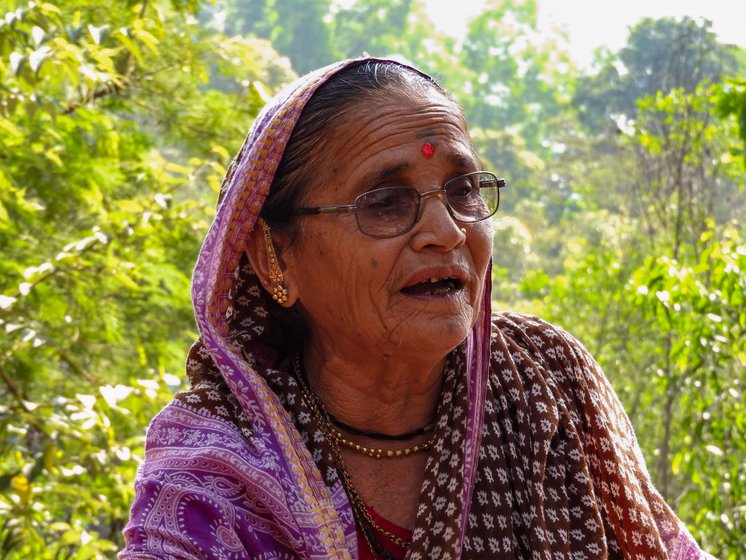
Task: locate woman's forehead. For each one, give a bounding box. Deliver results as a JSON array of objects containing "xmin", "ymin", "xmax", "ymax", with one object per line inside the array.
[{"xmin": 329, "ymin": 96, "xmax": 470, "ymax": 157}]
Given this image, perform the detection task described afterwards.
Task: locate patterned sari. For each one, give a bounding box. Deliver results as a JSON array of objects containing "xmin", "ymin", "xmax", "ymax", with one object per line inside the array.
[{"xmin": 120, "ymin": 58, "xmax": 712, "ymax": 559}]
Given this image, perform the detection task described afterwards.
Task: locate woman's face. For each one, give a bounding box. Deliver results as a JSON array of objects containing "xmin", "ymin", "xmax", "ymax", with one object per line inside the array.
[{"xmin": 282, "ymin": 90, "xmax": 493, "ymax": 363}]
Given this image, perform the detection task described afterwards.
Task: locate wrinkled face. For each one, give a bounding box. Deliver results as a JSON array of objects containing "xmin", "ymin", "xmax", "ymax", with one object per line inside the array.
[{"xmin": 282, "ymin": 90, "xmax": 493, "ymax": 362}]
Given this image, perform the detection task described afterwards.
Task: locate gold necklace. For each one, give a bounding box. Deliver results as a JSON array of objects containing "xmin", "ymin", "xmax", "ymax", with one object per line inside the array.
[
  {"xmin": 293, "ymin": 352, "xmax": 417, "ymax": 552},
  {"xmin": 334, "ymin": 431, "xmax": 433, "ymax": 458}
]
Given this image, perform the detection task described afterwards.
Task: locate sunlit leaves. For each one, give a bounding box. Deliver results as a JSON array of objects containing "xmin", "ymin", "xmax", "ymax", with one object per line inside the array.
[
  {"xmin": 514, "ymin": 39, "xmax": 745, "ymax": 555},
  {"xmin": 715, "ymin": 80, "xmax": 746, "ymax": 169},
  {"xmin": 1, "ymin": 0, "xmax": 744, "ymax": 558},
  {"xmin": 0, "ymin": 0, "xmax": 293, "ymax": 556}
]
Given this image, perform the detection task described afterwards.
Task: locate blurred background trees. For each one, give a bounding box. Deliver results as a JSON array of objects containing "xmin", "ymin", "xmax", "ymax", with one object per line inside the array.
[{"xmin": 0, "ymin": 0, "xmax": 744, "ymax": 557}]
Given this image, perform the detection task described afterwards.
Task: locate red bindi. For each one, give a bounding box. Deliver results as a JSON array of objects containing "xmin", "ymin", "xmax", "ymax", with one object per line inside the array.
[{"xmin": 421, "ymin": 142, "xmax": 435, "ymax": 159}]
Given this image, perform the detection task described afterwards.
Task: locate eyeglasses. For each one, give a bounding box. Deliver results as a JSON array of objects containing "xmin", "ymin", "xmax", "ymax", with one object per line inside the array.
[{"xmin": 295, "ymin": 171, "xmax": 506, "ymax": 238}]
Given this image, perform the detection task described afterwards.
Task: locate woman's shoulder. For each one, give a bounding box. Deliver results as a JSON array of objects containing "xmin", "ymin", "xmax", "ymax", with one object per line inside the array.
[
  {"xmin": 139, "ymin": 380, "xmax": 270, "ymax": 480},
  {"xmin": 123, "ymin": 384, "xmax": 301, "ymax": 558},
  {"xmin": 489, "ymin": 310, "xmax": 598, "ymax": 374},
  {"xmin": 491, "ymin": 311, "xmax": 580, "ymax": 346}
]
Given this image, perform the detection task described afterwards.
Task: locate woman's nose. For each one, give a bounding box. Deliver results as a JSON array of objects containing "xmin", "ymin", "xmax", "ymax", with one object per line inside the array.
[
  {"xmin": 412, "ymin": 188, "xmax": 450, "ymax": 224},
  {"xmin": 409, "ymin": 190, "xmax": 465, "ymax": 251}
]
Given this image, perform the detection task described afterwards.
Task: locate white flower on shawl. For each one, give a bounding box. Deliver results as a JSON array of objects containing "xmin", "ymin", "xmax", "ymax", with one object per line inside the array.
[
  {"xmin": 186, "ymin": 359, "xmax": 203, "ymax": 376},
  {"xmin": 183, "ymin": 431, "xmax": 205, "ymax": 446},
  {"xmin": 444, "ymin": 504, "xmax": 457, "ymax": 520},
  {"xmin": 325, "ymin": 466, "xmax": 339, "ymax": 482},
  {"xmin": 198, "ymin": 345, "xmax": 211, "ymax": 359},
  {"xmin": 484, "ymin": 399, "xmax": 495, "ymax": 414},
  {"xmin": 192, "ymin": 267, "xmax": 205, "ymax": 286},
  {"xmin": 162, "ymin": 427, "xmax": 183, "ymax": 445},
  {"xmin": 248, "ymin": 285, "xmax": 260, "ymax": 297},
  {"xmin": 241, "ymin": 399, "xmax": 267, "ymax": 431},
  {"xmin": 298, "ymin": 411, "xmax": 310, "ymax": 424},
  {"xmin": 496, "ymin": 468, "xmax": 508, "ymax": 484},
  {"xmin": 254, "ymin": 306, "xmax": 268, "ymax": 318},
  {"xmin": 184, "ymin": 392, "xmax": 202, "ymax": 404},
  {"xmin": 236, "ymin": 295, "xmax": 250, "ymax": 307}
]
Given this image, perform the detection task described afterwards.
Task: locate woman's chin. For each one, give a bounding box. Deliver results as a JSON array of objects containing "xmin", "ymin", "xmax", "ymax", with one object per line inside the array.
[{"xmin": 382, "ymin": 311, "xmax": 475, "ymax": 357}]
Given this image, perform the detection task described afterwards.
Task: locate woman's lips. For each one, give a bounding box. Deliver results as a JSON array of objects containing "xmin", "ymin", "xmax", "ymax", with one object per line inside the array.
[
  {"xmin": 400, "ymin": 266, "xmax": 468, "ymax": 296},
  {"xmin": 401, "ymin": 277, "xmax": 462, "ymax": 296}
]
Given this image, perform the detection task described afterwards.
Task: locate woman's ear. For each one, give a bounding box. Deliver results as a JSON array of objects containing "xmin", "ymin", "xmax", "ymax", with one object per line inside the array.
[{"xmin": 245, "ymin": 220, "xmax": 299, "ymax": 307}]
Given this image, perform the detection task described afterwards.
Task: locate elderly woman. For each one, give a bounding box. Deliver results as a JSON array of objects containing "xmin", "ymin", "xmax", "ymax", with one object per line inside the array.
[{"xmin": 120, "ymin": 58, "xmax": 710, "ymax": 559}]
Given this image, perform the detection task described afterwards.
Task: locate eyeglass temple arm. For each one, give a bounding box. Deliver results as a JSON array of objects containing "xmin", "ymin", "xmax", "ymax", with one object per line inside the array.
[{"xmin": 295, "ymin": 203, "xmax": 357, "ymax": 215}]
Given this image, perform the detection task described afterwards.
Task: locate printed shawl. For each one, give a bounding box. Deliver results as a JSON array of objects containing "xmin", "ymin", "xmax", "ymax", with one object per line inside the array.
[{"xmin": 120, "ymin": 58, "xmax": 712, "ymax": 559}]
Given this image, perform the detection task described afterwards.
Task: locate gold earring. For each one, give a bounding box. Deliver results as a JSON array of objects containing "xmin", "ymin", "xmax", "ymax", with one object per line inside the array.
[
  {"xmin": 261, "ymin": 221, "xmax": 288, "ymax": 304},
  {"xmin": 460, "ymin": 227, "xmax": 467, "ymax": 235}
]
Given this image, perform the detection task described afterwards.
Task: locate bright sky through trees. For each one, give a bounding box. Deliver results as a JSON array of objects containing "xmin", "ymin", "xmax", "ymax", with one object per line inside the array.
[{"xmin": 428, "ymin": 0, "xmax": 746, "ymax": 68}]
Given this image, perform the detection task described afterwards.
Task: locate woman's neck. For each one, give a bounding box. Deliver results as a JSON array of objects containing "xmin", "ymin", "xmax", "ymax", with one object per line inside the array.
[{"xmin": 301, "ymin": 342, "xmax": 445, "ymax": 436}]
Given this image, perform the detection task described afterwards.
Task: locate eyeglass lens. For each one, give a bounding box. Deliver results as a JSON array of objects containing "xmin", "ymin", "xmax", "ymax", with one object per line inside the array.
[{"xmin": 355, "ymin": 172, "xmax": 500, "ymax": 237}]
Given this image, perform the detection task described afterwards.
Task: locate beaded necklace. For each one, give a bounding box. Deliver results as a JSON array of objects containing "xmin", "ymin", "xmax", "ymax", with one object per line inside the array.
[
  {"xmin": 292, "ymin": 352, "xmax": 426, "ymax": 557},
  {"xmin": 335, "ymin": 432, "xmax": 432, "ymax": 458}
]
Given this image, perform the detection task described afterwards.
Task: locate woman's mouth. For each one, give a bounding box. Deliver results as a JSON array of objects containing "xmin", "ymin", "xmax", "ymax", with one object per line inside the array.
[{"xmin": 401, "ymin": 276, "xmax": 464, "ymax": 296}]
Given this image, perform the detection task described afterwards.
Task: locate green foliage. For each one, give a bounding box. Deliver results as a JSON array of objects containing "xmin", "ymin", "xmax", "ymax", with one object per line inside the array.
[
  {"xmin": 203, "ymin": 0, "xmax": 334, "ymax": 73},
  {"xmin": 1, "ymin": 0, "xmax": 744, "ymax": 557},
  {"xmin": 535, "ymin": 226, "xmax": 746, "ymax": 558},
  {"xmin": 522, "ymin": 84, "xmax": 746, "ymax": 558},
  {"xmin": 631, "ymin": 229, "xmax": 746, "ymax": 554},
  {"xmin": 460, "ymin": 0, "xmax": 573, "ymax": 150},
  {"xmin": 329, "ymin": 0, "xmax": 413, "ymax": 60},
  {"xmin": 715, "ymin": 80, "xmax": 746, "ymax": 169},
  {"xmin": 0, "ymin": 0, "xmax": 293, "ymax": 555},
  {"xmin": 574, "ymin": 17, "xmax": 739, "ymax": 133}
]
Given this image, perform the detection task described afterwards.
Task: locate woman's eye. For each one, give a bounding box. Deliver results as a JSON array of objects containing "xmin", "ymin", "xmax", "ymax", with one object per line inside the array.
[
  {"xmin": 361, "ymin": 188, "xmax": 406, "ymax": 209},
  {"xmin": 447, "ymin": 180, "xmax": 474, "ymax": 198},
  {"xmin": 367, "ymin": 195, "xmax": 398, "ymax": 208}
]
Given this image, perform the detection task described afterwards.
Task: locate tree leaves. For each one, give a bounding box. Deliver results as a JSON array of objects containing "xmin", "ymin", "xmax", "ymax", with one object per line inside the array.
[
  {"xmin": 1, "ymin": 0, "xmax": 744, "ymax": 557},
  {"xmin": 0, "ymin": 0, "xmax": 292, "ymax": 556}
]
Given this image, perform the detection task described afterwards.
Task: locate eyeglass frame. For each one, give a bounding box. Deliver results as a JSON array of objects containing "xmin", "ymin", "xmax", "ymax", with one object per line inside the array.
[{"xmin": 294, "ymin": 171, "xmax": 506, "ymax": 238}]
